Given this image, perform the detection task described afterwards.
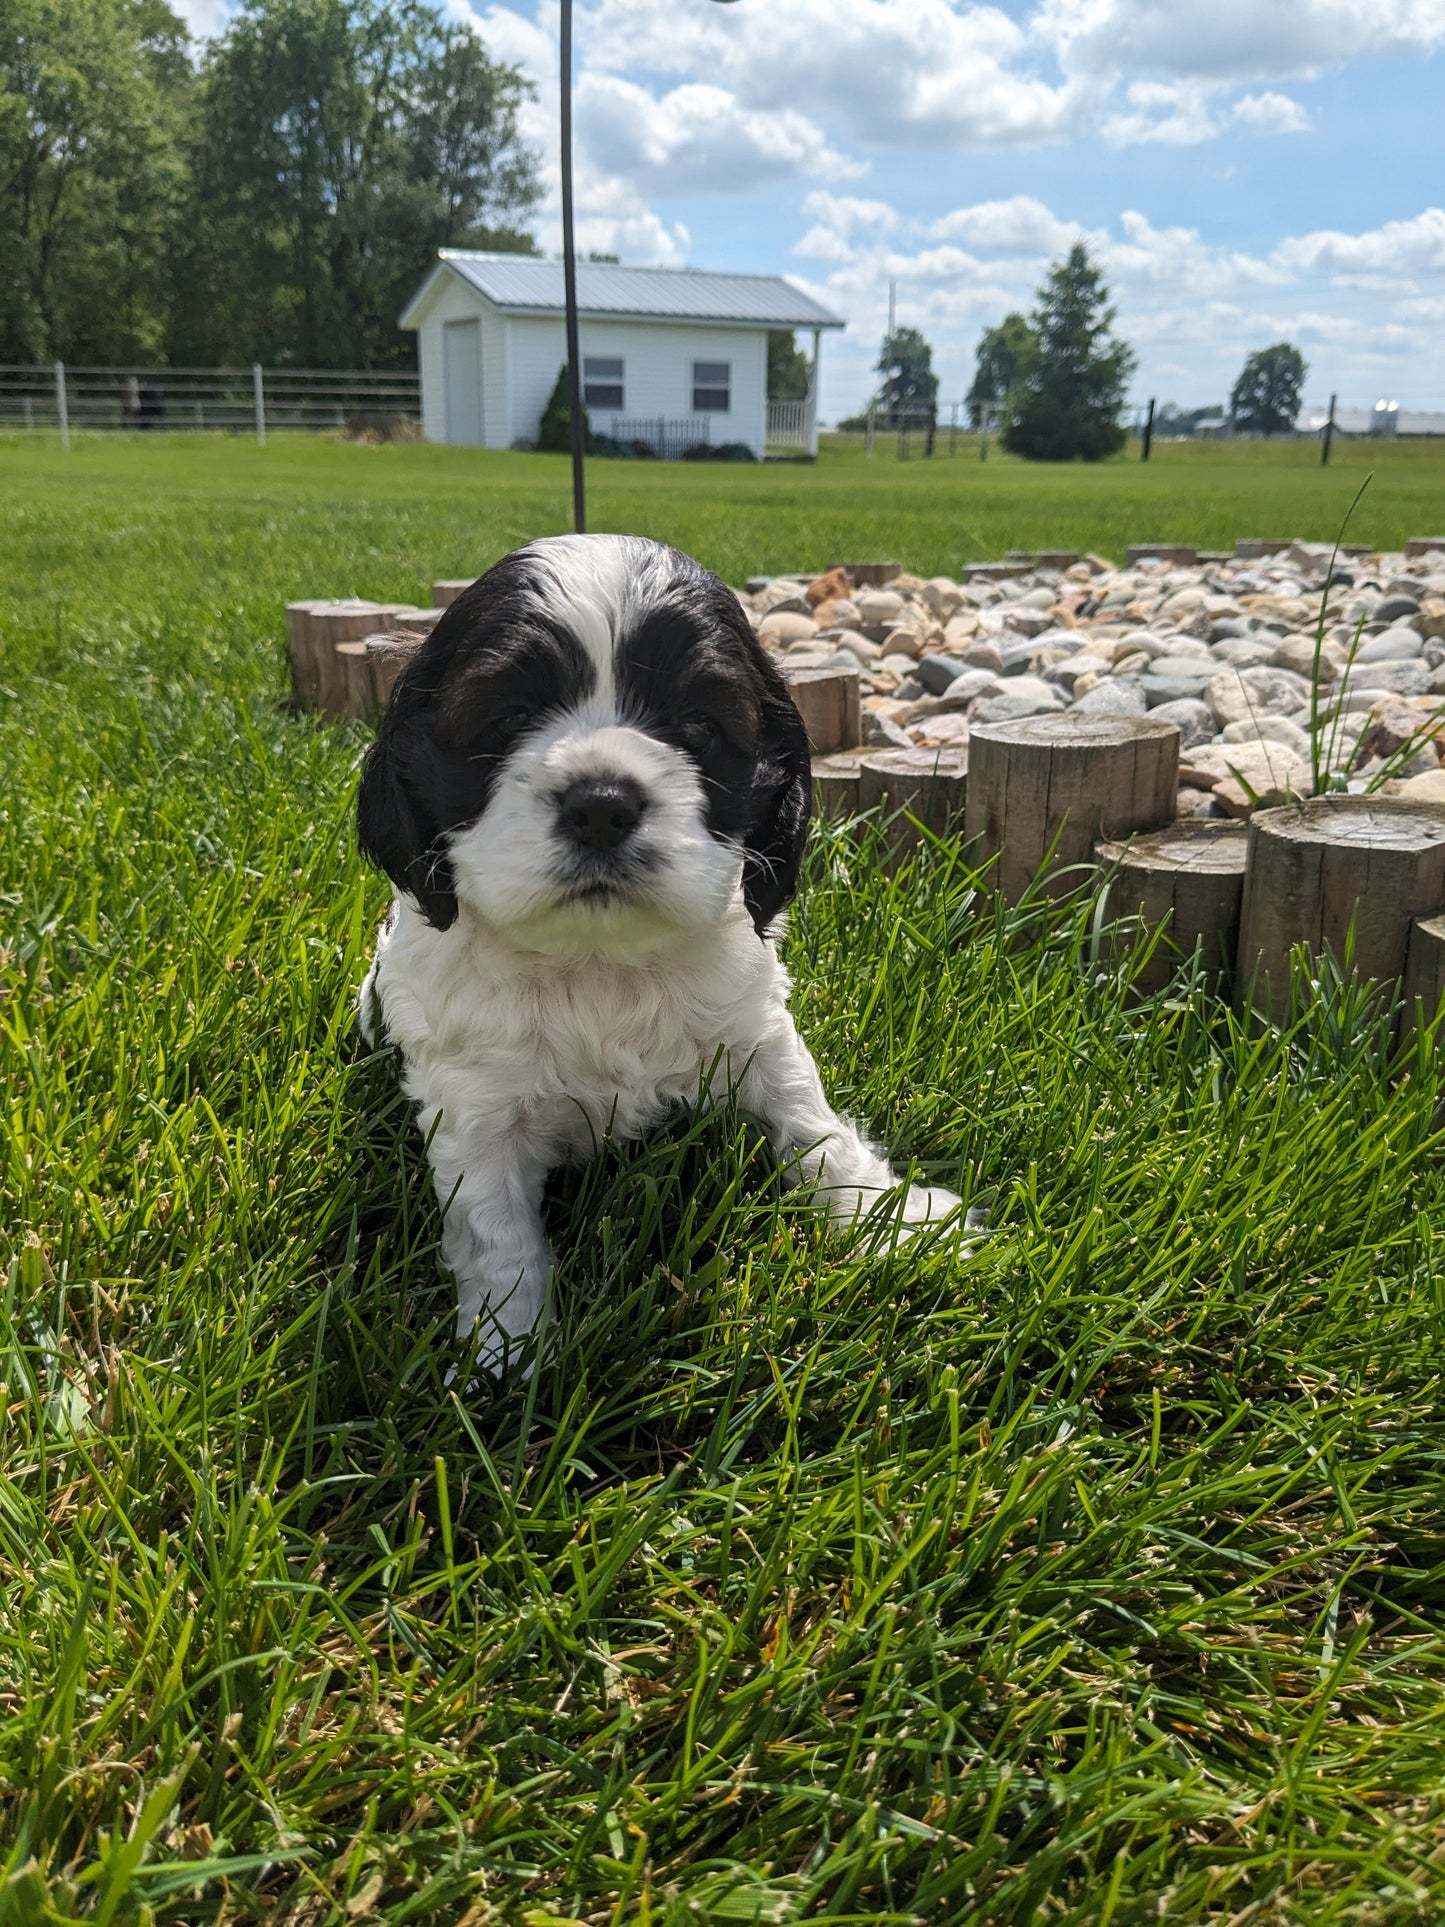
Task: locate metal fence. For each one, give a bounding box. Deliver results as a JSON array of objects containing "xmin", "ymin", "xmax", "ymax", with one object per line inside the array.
[
  {"xmin": 608, "ymin": 415, "xmax": 722, "ymax": 461},
  {"xmin": 0, "ymin": 363, "xmax": 421, "ymax": 442}
]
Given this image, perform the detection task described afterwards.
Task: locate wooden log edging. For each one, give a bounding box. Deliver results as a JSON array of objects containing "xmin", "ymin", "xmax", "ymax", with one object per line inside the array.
[
  {"xmin": 812, "ymin": 751, "xmax": 868, "ymax": 818},
  {"xmin": 782, "ymin": 665, "xmax": 862, "ymax": 756},
  {"xmin": 285, "ymin": 598, "xmax": 418, "ymax": 717},
  {"xmin": 965, "ymin": 714, "xmax": 1180, "ymax": 903},
  {"xmin": 1237, "ymin": 796, "xmax": 1445, "ymax": 1016},
  {"xmin": 1402, "ymin": 914, "xmax": 1445, "ymax": 1039},
  {"xmin": 1096, "ymin": 822, "xmax": 1247, "ymax": 994},
  {"xmin": 858, "ymin": 747, "xmax": 968, "ymax": 867}
]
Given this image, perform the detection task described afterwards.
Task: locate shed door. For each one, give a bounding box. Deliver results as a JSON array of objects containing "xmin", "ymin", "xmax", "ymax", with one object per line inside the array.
[{"xmin": 443, "ymin": 319, "xmax": 483, "ymax": 445}]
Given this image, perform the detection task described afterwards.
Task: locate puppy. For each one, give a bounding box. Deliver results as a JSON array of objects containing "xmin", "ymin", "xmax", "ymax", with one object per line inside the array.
[{"xmin": 357, "ymin": 534, "xmax": 961, "ymax": 1369}]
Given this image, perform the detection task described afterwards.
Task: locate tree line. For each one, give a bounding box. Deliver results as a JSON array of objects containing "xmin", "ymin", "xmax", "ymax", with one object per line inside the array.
[
  {"xmin": 851, "ymin": 242, "xmax": 1310, "ymax": 459},
  {"xmin": 0, "ymin": 0, "xmax": 542, "ymax": 369}
]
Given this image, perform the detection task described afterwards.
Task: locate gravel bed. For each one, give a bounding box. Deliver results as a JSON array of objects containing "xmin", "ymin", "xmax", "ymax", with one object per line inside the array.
[{"xmin": 742, "ymin": 543, "xmax": 1445, "ymax": 816}]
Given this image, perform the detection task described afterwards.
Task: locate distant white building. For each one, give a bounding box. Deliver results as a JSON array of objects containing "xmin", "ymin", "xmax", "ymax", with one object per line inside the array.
[
  {"xmin": 1298, "ymin": 404, "xmax": 1445, "ymax": 438},
  {"xmin": 399, "ymin": 252, "xmax": 845, "ymax": 460}
]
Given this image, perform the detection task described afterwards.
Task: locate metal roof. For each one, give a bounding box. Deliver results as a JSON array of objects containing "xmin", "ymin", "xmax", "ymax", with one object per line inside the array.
[{"xmin": 400, "ymin": 252, "xmax": 845, "ymax": 331}]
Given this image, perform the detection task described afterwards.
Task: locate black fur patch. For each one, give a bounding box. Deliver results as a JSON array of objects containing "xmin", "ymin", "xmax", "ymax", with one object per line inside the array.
[
  {"xmin": 357, "ymin": 551, "xmax": 594, "ymax": 928},
  {"xmin": 356, "ymin": 540, "xmax": 811, "ymax": 937}
]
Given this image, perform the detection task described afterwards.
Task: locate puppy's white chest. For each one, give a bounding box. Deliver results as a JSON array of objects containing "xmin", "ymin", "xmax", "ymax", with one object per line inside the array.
[{"xmin": 376, "ymin": 905, "xmax": 781, "ymax": 1163}]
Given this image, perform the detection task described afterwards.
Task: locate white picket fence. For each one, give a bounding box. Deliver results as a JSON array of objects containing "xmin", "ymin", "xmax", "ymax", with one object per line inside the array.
[
  {"xmin": 766, "ymin": 396, "xmax": 816, "ymax": 456},
  {"xmin": 0, "ymin": 363, "xmax": 421, "ymax": 444}
]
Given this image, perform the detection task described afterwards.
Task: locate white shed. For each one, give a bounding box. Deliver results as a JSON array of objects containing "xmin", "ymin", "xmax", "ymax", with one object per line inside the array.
[{"xmin": 399, "ymin": 252, "xmax": 844, "ymax": 461}]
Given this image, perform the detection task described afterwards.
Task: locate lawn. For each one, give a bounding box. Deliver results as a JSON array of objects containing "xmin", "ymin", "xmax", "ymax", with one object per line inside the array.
[{"xmin": 3, "ymin": 434, "xmax": 1445, "ymax": 1925}]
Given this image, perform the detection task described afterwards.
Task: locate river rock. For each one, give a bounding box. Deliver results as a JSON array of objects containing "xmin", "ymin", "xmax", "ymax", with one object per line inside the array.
[
  {"xmin": 1270, "ymin": 636, "xmax": 1336, "ymax": 681},
  {"xmin": 1205, "ymin": 665, "xmax": 1311, "ymax": 727},
  {"xmin": 916, "ymin": 653, "xmax": 967, "ymax": 695},
  {"xmin": 861, "ymin": 708, "xmax": 915, "ymax": 749},
  {"xmin": 1373, "ymin": 593, "xmax": 1421, "ymax": 624},
  {"xmin": 1074, "ymin": 676, "xmax": 1148, "ymax": 717},
  {"xmin": 758, "ymin": 611, "xmax": 819, "ymax": 646},
  {"xmin": 1356, "ymin": 628, "xmax": 1425, "ymax": 662},
  {"xmin": 1148, "ymin": 697, "xmax": 1215, "ymax": 748}
]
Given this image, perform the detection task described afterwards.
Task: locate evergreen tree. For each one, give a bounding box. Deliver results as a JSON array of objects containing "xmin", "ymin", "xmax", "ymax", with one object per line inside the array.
[
  {"xmin": 1003, "ymin": 245, "xmax": 1136, "ymax": 462},
  {"xmin": 874, "ymin": 326, "xmax": 937, "ymax": 428},
  {"xmin": 175, "ymin": 0, "xmax": 540, "ymax": 367},
  {"xmin": 966, "ymin": 313, "xmax": 1035, "ymax": 427},
  {"xmin": 536, "ymin": 364, "xmax": 591, "ymax": 454},
  {"xmin": 1230, "ymin": 343, "xmax": 1307, "ymax": 436},
  {"xmin": 767, "ymin": 330, "xmax": 811, "ymax": 401},
  {"xmin": 0, "ymin": 0, "xmax": 192, "ymax": 362}
]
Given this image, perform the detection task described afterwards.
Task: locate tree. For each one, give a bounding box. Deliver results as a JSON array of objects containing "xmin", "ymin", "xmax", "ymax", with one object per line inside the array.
[
  {"xmin": 874, "ymin": 326, "xmax": 937, "ymax": 428},
  {"xmin": 1230, "ymin": 343, "xmax": 1307, "ymax": 437},
  {"xmin": 175, "ymin": 0, "xmax": 540, "ymax": 367},
  {"xmin": 537, "ymin": 364, "xmax": 591, "ymax": 454},
  {"xmin": 767, "ymin": 330, "xmax": 810, "ymax": 401},
  {"xmin": 966, "ymin": 312, "xmax": 1035, "ymax": 427},
  {"xmin": 0, "ymin": 0, "xmax": 192, "ymax": 362},
  {"xmin": 1003, "ymin": 244, "xmax": 1136, "ymax": 462}
]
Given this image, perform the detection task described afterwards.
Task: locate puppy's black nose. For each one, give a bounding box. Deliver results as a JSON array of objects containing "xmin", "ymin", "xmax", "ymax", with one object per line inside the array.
[{"xmin": 557, "ymin": 776, "xmax": 646, "ymax": 851}]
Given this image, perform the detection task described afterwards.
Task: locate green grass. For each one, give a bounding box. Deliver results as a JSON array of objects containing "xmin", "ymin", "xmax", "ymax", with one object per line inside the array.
[{"xmin": 3, "ymin": 435, "xmax": 1445, "ymax": 1925}]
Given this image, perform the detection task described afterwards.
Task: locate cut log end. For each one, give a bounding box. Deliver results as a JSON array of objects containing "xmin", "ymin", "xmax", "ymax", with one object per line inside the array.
[
  {"xmin": 1096, "ymin": 821, "xmax": 1251, "ymax": 875},
  {"xmin": 782, "ymin": 665, "xmax": 862, "ymax": 755},
  {"xmin": 1256, "ymin": 799, "xmax": 1445, "ymax": 853},
  {"xmin": 1238, "ymin": 794, "xmax": 1445, "ymax": 1015},
  {"xmin": 858, "ymin": 747, "xmax": 967, "ymax": 866},
  {"xmin": 964, "ymin": 713, "xmax": 1180, "ymax": 903},
  {"xmin": 972, "ymin": 713, "xmax": 1179, "ymax": 752},
  {"xmin": 1402, "ymin": 913, "xmax": 1445, "ymax": 1038},
  {"xmin": 432, "ymin": 579, "xmax": 474, "ymax": 608},
  {"xmin": 812, "ymin": 751, "xmax": 867, "ymax": 818},
  {"xmin": 1097, "ymin": 821, "xmax": 1248, "ymax": 992}
]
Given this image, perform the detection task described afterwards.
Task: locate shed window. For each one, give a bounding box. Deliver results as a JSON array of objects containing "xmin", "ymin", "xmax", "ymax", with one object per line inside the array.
[
  {"xmin": 692, "ymin": 360, "xmax": 731, "ymax": 412},
  {"xmin": 583, "ymin": 357, "xmax": 624, "ymax": 409}
]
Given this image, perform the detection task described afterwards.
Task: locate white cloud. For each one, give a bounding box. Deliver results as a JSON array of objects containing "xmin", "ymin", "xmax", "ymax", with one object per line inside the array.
[
  {"xmin": 1036, "ymin": 0, "xmax": 1445, "ymax": 82},
  {"xmin": 1232, "ymin": 90, "xmax": 1313, "ymax": 133},
  {"xmin": 928, "ymin": 195, "xmax": 1079, "ymax": 254},
  {"xmin": 580, "ymin": 76, "xmax": 862, "ymax": 194},
  {"xmin": 580, "ymin": 0, "xmax": 1098, "ymax": 148},
  {"xmin": 1273, "ymin": 208, "xmax": 1445, "ymax": 280},
  {"xmin": 794, "ymin": 192, "xmax": 901, "ymax": 261},
  {"xmin": 1101, "ymin": 79, "xmax": 1221, "ymax": 145}
]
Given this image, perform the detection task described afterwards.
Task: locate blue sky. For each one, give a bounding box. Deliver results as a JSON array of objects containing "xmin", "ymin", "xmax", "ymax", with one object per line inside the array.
[{"xmin": 177, "ymin": 0, "xmax": 1445, "ymax": 424}]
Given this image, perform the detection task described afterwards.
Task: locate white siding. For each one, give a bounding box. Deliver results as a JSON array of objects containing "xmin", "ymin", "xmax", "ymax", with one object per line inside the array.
[
  {"xmin": 505, "ymin": 316, "xmax": 769, "ymax": 459},
  {"xmin": 409, "ymin": 270, "xmax": 774, "ymax": 456},
  {"xmin": 413, "ymin": 276, "xmax": 507, "ymax": 445}
]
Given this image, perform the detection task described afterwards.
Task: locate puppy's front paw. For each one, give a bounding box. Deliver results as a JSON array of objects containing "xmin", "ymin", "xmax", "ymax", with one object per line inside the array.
[{"xmin": 898, "ymin": 1182, "xmax": 965, "ymax": 1229}]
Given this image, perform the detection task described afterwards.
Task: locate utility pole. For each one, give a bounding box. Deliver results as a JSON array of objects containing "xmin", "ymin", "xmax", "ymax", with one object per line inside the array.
[
  {"xmin": 560, "ymin": 0, "xmax": 586, "ymax": 532},
  {"xmin": 979, "ymin": 403, "xmax": 990, "ymax": 462},
  {"xmin": 1141, "ymin": 397, "xmax": 1155, "ymax": 462},
  {"xmin": 1321, "ymin": 392, "xmax": 1336, "ymax": 467}
]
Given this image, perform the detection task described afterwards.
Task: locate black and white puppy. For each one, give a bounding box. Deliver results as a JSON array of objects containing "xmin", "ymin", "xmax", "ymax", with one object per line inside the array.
[{"xmin": 357, "ymin": 534, "xmax": 961, "ymax": 1369}]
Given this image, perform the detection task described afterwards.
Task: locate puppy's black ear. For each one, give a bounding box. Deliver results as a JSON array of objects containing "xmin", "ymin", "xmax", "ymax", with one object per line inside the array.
[
  {"xmin": 742, "ymin": 671, "xmax": 812, "ymax": 937},
  {"xmin": 356, "ymin": 721, "xmax": 458, "ymax": 931}
]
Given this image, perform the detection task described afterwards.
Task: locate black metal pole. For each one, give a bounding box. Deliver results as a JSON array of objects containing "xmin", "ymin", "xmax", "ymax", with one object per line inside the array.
[
  {"xmin": 1321, "ymin": 391, "xmax": 1336, "ymax": 467},
  {"xmin": 1141, "ymin": 397, "xmax": 1155, "ymax": 462},
  {"xmin": 560, "ymin": 0, "xmax": 585, "ymax": 533}
]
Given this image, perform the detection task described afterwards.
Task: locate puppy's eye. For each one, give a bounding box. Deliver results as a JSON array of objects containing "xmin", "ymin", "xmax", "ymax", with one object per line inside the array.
[
  {"xmin": 679, "ymin": 713, "xmax": 719, "ymax": 754},
  {"xmin": 490, "ymin": 704, "xmax": 535, "ymax": 743}
]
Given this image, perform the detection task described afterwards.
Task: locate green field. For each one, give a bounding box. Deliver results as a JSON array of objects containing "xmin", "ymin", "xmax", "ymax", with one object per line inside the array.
[
  {"xmin": 3, "ymin": 436, "xmax": 1445, "ymax": 1925},
  {"xmin": 6, "ymin": 430, "xmax": 1445, "ymax": 603}
]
